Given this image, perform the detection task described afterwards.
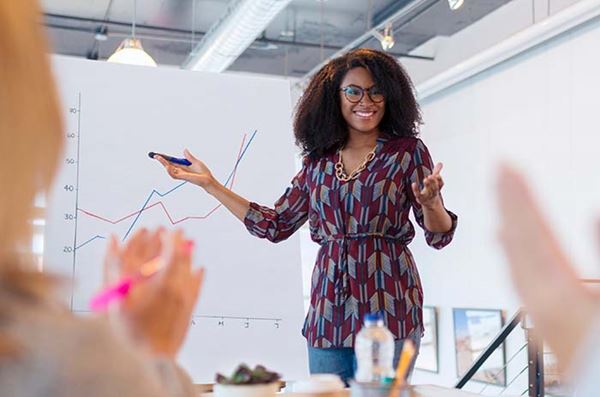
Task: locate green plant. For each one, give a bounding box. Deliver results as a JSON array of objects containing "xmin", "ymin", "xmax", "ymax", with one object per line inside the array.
[{"xmin": 216, "ymin": 364, "xmax": 281, "ymax": 385}]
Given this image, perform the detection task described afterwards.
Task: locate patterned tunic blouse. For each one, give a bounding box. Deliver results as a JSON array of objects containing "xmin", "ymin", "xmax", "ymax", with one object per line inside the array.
[{"xmin": 244, "ymin": 136, "xmax": 458, "ymax": 348}]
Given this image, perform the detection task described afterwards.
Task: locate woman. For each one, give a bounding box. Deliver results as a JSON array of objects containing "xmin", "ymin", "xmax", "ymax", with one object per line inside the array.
[
  {"xmin": 0, "ymin": 1, "xmax": 203, "ymax": 395},
  {"xmin": 157, "ymin": 48, "xmax": 457, "ymax": 381}
]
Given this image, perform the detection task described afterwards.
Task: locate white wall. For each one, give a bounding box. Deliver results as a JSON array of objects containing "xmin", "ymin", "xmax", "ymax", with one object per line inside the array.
[{"xmin": 408, "ymin": 10, "xmax": 600, "ymax": 393}]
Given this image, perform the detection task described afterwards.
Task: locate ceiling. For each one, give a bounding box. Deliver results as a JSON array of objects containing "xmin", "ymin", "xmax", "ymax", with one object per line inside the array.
[{"xmin": 42, "ymin": 0, "xmax": 513, "ymax": 78}]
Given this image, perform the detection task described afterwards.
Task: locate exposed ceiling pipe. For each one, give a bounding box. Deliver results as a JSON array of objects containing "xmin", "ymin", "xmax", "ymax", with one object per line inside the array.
[
  {"xmin": 296, "ymin": 0, "xmax": 437, "ymax": 86},
  {"xmin": 44, "ymin": 14, "xmax": 433, "ymax": 60},
  {"xmin": 182, "ymin": 0, "xmax": 292, "ymax": 72},
  {"xmin": 43, "ymin": 15, "xmax": 338, "ymax": 51},
  {"xmin": 45, "ymin": 21, "xmax": 340, "ymax": 51}
]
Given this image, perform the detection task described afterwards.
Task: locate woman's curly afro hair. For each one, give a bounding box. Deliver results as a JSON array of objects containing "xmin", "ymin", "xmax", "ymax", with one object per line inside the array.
[{"xmin": 294, "ymin": 48, "xmax": 422, "ymax": 159}]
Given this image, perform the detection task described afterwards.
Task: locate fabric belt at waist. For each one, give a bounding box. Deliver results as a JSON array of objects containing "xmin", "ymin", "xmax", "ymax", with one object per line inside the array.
[{"xmin": 320, "ymin": 232, "xmax": 407, "ymax": 245}]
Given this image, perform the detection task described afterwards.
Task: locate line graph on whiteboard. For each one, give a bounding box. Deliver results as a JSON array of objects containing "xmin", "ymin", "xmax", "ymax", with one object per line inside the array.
[
  {"xmin": 73, "ymin": 125, "xmax": 256, "ymax": 250},
  {"xmin": 56, "ymin": 92, "xmax": 283, "ymax": 329}
]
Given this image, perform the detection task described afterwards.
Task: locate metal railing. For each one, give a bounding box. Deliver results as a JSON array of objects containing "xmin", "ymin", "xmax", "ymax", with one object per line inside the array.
[
  {"xmin": 455, "ymin": 280, "xmax": 599, "ymax": 396},
  {"xmin": 454, "ymin": 309, "xmax": 545, "ymax": 396}
]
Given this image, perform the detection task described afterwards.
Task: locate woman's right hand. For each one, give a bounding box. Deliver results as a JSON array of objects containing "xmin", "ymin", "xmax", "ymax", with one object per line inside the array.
[{"xmin": 156, "ymin": 149, "xmax": 217, "ymax": 191}]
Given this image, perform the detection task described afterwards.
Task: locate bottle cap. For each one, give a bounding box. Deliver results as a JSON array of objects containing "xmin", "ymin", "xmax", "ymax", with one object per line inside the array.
[{"xmin": 364, "ymin": 312, "xmax": 384, "ymax": 325}]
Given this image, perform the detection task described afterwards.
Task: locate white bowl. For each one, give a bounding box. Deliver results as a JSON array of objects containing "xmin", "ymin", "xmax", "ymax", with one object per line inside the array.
[{"xmin": 213, "ymin": 382, "xmax": 280, "ymax": 397}]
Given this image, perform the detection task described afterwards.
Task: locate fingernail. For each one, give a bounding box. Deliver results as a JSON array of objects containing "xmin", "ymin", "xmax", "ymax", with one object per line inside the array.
[{"xmin": 184, "ymin": 240, "xmax": 195, "ymax": 254}]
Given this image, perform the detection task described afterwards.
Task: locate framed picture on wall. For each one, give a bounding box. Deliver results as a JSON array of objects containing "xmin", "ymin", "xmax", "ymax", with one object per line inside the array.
[
  {"xmin": 453, "ymin": 308, "xmax": 506, "ymax": 386},
  {"xmin": 415, "ymin": 306, "xmax": 439, "ymax": 372},
  {"xmin": 544, "ymin": 347, "xmax": 567, "ymax": 396}
]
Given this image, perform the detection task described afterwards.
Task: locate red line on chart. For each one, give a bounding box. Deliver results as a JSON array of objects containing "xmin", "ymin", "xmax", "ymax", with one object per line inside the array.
[
  {"xmin": 77, "ymin": 133, "xmax": 247, "ymax": 226},
  {"xmin": 80, "ymin": 200, "xmax": 223, "ymax": 225}
]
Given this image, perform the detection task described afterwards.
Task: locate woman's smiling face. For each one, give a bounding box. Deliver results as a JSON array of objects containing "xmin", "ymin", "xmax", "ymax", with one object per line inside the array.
[{"xmin": 339, "ymin": 67, "xmax": 385, "ymax": 138}]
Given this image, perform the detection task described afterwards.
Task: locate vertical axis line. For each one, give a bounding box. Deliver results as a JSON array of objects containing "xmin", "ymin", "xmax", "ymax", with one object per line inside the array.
[{"xmin": 70, "ymin": 92, "xmax": 82, "ymax": 311}]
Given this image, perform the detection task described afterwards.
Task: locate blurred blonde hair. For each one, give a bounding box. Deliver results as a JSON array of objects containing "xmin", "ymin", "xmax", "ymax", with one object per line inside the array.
[{"xmin": 0, "ymin": 0, "xmax": 64, "ymax": 352}]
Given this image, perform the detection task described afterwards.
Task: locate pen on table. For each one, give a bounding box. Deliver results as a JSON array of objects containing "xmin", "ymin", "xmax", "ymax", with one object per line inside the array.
[
  {"xmin": 148, "ymin": 151, "xmax": 192, "ymax": 166},
  {"xmin": 389, "ymin": 339, "xmax": 415, "ymax": 391},
  {"xmin": 90, "ymin": 240, "xmax": 194, "ymax": 312}
]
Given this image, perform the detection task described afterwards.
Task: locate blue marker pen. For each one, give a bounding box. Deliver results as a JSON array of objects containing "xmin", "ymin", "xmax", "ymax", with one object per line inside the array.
[{"xmin": 148, "ymin": 152, "xmax": 192, "ymax": 166}]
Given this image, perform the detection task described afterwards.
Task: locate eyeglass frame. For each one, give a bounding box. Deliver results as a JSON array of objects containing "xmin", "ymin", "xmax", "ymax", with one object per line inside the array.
[{"xmin": 339, "ymin": 84, "xmax": 385, "ymax": 103}]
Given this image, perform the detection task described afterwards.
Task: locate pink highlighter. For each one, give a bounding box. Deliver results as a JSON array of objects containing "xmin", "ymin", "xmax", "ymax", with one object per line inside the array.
[
  {"xmin": 89, "ymin": 257, "xmax": 162, "ymax": 312},
  {"xmin": 89, "ymin": 240, "xmax": 194, "ymax": 312}
]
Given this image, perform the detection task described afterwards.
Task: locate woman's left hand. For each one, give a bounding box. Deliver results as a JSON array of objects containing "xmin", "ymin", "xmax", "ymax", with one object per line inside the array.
[{"xmin": 411, "ymin": 162, "xmax": 445, "ymax": 209}]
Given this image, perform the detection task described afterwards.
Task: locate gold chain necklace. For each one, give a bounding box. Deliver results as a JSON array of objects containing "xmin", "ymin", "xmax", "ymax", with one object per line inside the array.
[{"xmin": 334, "ymin": 146, "xmax": 377, "ymax": 182}]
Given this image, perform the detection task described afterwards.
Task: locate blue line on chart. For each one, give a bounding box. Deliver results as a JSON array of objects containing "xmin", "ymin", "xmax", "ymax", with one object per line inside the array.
[
  {"xmin": 121, "ymin": 130, "xmax": 257, "ymax": 241},
  {"xmin": 76, "ymin": 235, "xmax": 106, "ymax": 250},
  {"xmin": 223, "ymin": 130, "xmax": 257, "ymax": 187}
]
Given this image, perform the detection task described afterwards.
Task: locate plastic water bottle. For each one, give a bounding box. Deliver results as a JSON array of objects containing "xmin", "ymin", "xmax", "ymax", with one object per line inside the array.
[{"xmin": 354, "ymin": 312, "xmax": 395, "ymax": 383}]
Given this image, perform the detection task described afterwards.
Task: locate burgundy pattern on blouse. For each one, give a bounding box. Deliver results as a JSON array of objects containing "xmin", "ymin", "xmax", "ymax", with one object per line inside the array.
[{"xmin": 244, "ymin": 137, "xmax": 457, "ymax": 348}]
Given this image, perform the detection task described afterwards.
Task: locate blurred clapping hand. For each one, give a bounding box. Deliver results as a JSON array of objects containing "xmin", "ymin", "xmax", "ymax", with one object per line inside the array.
[
  {"xmin": 102, "ymin": 228, "xmax": 204, "ymax": 358},
  {"xmin": 496, "ymin": 165, "xmax": 599, "ymax": 371}
]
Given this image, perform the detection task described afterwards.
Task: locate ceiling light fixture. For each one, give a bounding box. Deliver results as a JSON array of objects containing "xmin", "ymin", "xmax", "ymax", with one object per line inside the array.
[
  {"xmin": 94, "ymin": 26, "xmax": 108, "ymax": 41},
  {"xmin": 372, "ymin": 22, "xmax": 395, "ymax": 51},
  {"xmin": 107, "ymin": 0, "xmax": 157, "ymax": 67},
  {"xmin": 381, "ymin": 22, "xmax": 395, "ymax": 51},
  {"xmin": 448, "ymin": 0, "xmax": 465, "ymax": 11},
  {"xmin": 183, "ymin": 0, "xmax": 292, "ymax": 72}
]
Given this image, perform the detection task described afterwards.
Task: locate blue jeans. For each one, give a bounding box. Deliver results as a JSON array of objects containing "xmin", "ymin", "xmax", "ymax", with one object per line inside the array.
[{"xmin": 307, "ymin": 334, "xmax": 422, "ymax": 385}]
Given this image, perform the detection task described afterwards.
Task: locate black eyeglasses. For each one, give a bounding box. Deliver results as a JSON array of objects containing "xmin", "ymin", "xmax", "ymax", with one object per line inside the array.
[{"xmin": 340, "ymin": 85, "xmax": 385, "ymax": 103}]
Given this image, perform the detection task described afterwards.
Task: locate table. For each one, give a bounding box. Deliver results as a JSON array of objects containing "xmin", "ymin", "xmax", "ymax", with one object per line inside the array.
[{"xmin": 196, "ymin": 384, "xmax": 518, "ymax": 397}]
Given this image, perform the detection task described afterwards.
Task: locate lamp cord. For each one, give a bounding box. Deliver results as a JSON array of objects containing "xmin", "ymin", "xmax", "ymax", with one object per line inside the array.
[
  {"xmin": 191, "ymin": 0, "xmax": 196, "ymax": 53},
  {"xmin": 132, "ymin": 0, "xmax": 137, "ymax": 39},
  {"xmin": 320, "ymin": 0, "xmax": 324, "ymax": 61},
  {"xmin": 367, "ymin": 0, "xmax": 373, "ymax": 30}
]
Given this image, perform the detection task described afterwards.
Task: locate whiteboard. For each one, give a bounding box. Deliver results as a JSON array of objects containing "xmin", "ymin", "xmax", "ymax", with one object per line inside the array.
[{"xmin": 43, "ymin": 56, "xmax": 308, "ymax": 383}]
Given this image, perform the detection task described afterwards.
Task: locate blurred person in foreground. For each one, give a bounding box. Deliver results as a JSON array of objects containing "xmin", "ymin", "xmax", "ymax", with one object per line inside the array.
[
  {"xmin": 497, "ymin": 165, "xmax": 600, "ymax": 396},
  {"xmin": 0, "ymin": 1, "xmax": 203, "ymax": 396}
]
